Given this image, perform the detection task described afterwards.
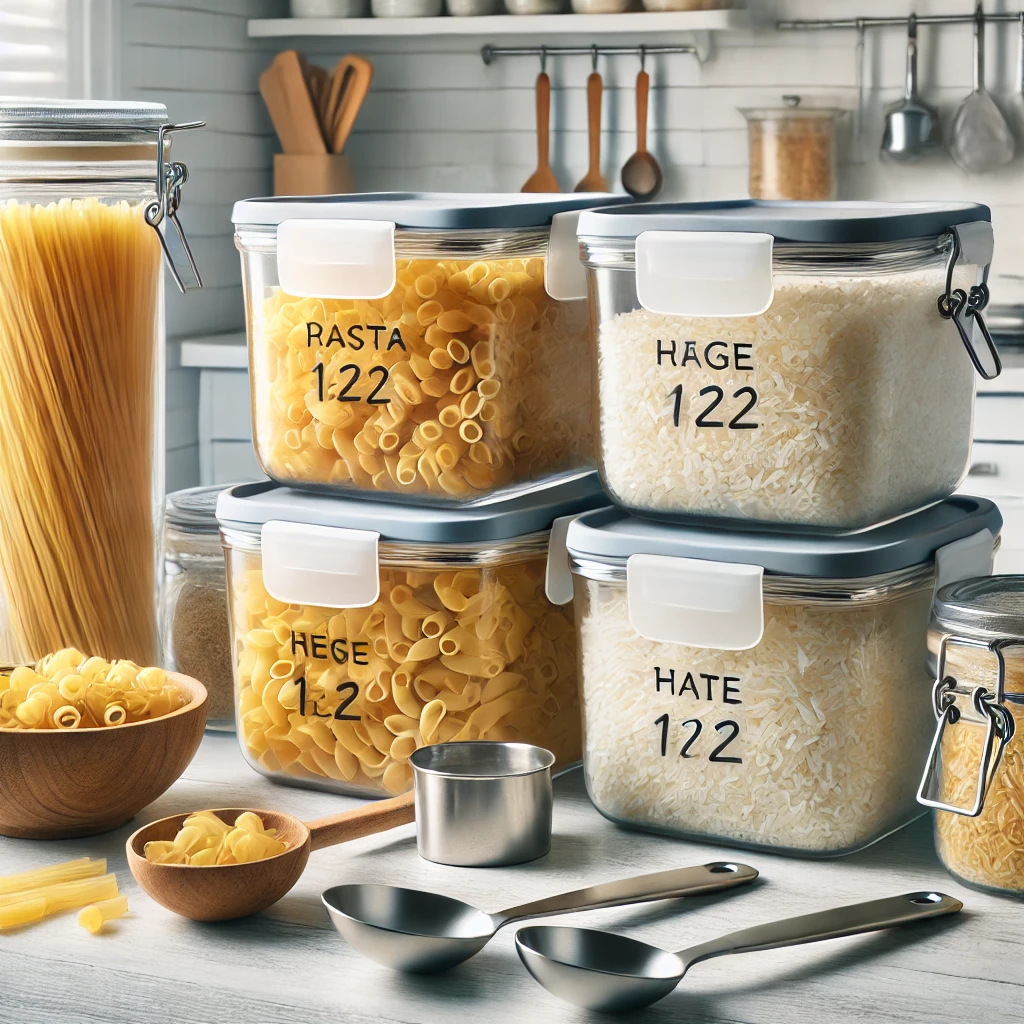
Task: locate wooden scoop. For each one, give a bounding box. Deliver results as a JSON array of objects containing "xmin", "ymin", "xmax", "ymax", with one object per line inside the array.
[
  {"xmin": 574, "ymin": 69, "xmax": 608, "ymax": 192},
  {"xmin": 329, "ymin": 54, "xmax": 374, "ymax": 154},
  {"xmin": 522, "ymin": 71, "xmax": 559, "ymax": 193},
  {"xmin": 621, "ymin": 69, "xmax": 663, "ymax": 199},
  {"xmin": 126, "ymin": 791, "xmax": 414, "ymax": 922}
]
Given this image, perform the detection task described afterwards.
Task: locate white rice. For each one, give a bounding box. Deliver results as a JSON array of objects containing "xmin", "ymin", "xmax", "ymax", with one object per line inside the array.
[
  {"xmin": 595, "ymin": 268, "xmax": 976, "ymax": 528},
  {"xmin": 577, "ymin": 577, "xmax": 935, "ymax": 854}
]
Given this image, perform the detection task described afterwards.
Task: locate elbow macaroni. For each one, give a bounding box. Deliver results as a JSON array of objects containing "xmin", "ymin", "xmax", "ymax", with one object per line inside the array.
[
  {"xmin": 226, "ymin": 543, "xmax": 581, "ymax": 796},
  {"xmin": 249, "ymin": 255, "xmax": 593, "ymax": 500},
  {"xmin": 0, "ymin": 649, "xmax": 189, "ymax": 730}
]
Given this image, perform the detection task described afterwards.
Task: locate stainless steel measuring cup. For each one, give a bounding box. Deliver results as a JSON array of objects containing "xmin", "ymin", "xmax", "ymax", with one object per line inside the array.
[
  {"xmin": 516, "ymin": 890, "xmax": 962, "ymax": 1013},
  {"xmin": 322, "ymin": 861, "xmax": 758, "ymax": 974},
  {"xmin": 409, "ymin": 741, "xmax": 553, "ymax": 867}
]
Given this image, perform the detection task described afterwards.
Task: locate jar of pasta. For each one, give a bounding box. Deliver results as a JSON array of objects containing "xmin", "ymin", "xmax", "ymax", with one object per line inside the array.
[
  {"xmin": 0, "ymin": 100, "xmax": 202, "ymax": 666},
  {"xmin": 566, "ymin": 496, "xmax": 1001, "ymax": 856},
  {"xmin": 577, "ymin": 200, "xmax": 1000, "ymax": 530},
  {"xmin": 918, "ymin": 576, "xmax": 1024, "ymax": 897},
  {"xmin": 215, "ymin": 473, "xmax": 605, "ymax": 796},
  {"xmin": 161, "ymin": 486, "xmax": 237, "ymax": 732},
  {"xmin": 231, "ymin": 192, "xmax": 627, "ymax": 506}
]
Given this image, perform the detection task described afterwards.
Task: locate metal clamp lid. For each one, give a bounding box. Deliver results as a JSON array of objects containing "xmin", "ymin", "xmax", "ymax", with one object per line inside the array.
[
  {"xmin": 0, "ymin": 118, "xmax": 205, "ymax": 294},
  {"xmin": 917, "ymin": 633, "xmax": 1019, "ymax": 817},
  {"xmin": 937, "ymin": 223, "xmax": 1000, "ymax": 380}
]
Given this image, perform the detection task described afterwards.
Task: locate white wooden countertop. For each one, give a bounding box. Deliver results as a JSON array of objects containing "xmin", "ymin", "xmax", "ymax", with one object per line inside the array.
[{"xmin": 2, "ymin": 733, "xmax": 1021, "ymax": 1024}]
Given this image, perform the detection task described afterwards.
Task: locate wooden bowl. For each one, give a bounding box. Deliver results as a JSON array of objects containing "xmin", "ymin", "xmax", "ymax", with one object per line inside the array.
[
  {"xmin": 127, "ymin": 808, "xmax": 312, "ymax": 921},
  {"xmin": 0, "ymin": 673, "xmax": 207, "ymax": 840}
]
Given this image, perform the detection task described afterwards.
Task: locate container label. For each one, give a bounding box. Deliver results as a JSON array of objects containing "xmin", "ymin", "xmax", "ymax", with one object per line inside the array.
[
  {"xmin": 286, "ymin": 629, "xmax": 368, "ymax": 722},
  {"xmin": 651, "ymin": 665, "xmax": 744, "ymax": 764},
  {"xmin": 656, "ymin": 338, "xmax": 761, "ymax": 433}
]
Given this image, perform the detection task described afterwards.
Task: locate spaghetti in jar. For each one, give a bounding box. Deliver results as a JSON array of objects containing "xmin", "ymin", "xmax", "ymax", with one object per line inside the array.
[{"xmin": 0, "ymin": 100, "xmax": 201, "ymax": 664}]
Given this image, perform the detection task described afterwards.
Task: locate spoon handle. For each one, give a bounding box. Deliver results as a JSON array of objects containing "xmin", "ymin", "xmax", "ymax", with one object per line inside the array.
[
  {"xmin": 974, "ymin": 2, "xmax": 984, "ymax": 94},
  {"xmin": 635, "ymin": 69, "xmax": 650, "ymax": 154},
  {"xmin": 679, "ymin": 891, "xmax": 962, "ymax": 968},
  {"xmin": 306, "ymin": 790, "xmax": 414, "ymax": 853},
  {"xmin": 536, "ymin": 71, "xmax": 551, "ymax": 169},
  {"xmin": 586, "ymin": 70, "xmax": 603, "ymax": 176},
  {"xmin": 496, "ymin": 862, "xmax": 757, "ymax": 927}
]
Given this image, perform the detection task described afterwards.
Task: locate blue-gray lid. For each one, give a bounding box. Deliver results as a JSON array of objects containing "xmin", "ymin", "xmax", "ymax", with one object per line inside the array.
[
  {"xmin": 232, "ymin": 192, "xmax": 630, "ymax": 230},
  {"xmin": 577, "ymin": 200, "xmax": 991, "ymax": 245},
  {"xmin": 566, "ymin": 496, "xmax": 1002, "ymax": 579},
  {"xmin": 217, "ymin": 472, "xmax": 607, "ymax": 543}
]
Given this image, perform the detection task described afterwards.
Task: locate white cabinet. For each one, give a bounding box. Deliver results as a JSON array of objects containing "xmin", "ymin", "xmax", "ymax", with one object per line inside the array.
[{"xmin": 180, "ymin": 333, "xmax": 264, "ymax": 487}]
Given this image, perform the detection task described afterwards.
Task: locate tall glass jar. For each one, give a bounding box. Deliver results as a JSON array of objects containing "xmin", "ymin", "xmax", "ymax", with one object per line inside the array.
[
  {"xmin": 0, "ymin": 100, "xmax": 201, "ymax": 665},
  {"xmin": 161, "ymin": 486, "xmax": 236, "ymax": 731},
  {"xmin": 919, "ymin": 576, "xmax": 1024, "ymax": 897}
]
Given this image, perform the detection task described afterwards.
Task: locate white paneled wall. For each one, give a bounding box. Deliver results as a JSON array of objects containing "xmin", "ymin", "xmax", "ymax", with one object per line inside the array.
[
  {"xmin": 301, "ymin": 0, "xmax": 1024, "ymax": 306},
  {"xmin": 118, "ymin": 0, "xmax": 288, "ymax": 491}
]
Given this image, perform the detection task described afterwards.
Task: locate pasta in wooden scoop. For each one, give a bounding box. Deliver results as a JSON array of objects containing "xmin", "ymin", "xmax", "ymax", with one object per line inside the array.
[{"xmin": 144, "ymin": 811, "xmax": 288, "ymax": 866}]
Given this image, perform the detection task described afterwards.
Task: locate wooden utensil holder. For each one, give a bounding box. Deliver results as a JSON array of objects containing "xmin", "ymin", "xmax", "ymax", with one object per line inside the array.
[{"xmin": 274, "ymin": 153, "xmax": 353, "ymax": 196}]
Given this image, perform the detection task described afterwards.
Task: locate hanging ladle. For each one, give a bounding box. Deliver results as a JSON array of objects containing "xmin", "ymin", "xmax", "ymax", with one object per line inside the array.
[
  {"xmin": 881, "ymin": 13, "xmax": 941, "ymax": 161},
  {"xmin": 516, "ymin": 890, "xmax": 962, "ymax": 1013},
  {"xmin": 322, "ymin": 861, "xmax": 758, "ymax": 974},
  {"xmin": 127, "ymin": 792, "xmax": 414, "ymax": 922},
  {"xmin": 621, "ymin": 47, "xmax": 663, "ymax": 199}
]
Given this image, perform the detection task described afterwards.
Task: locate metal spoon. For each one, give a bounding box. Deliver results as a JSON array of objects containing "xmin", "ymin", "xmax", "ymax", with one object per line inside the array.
[
  {"xmin": 881, "ymin": 13, "xmax": 941, "ymax": 161},
  {"xmin": 950, "ymin": 3, "xmax": 1014, "ymax": 173},
  {"xmin": 516, "ymin": 890, "xmax": 962, "ymax": 1013},
  {"xmin": 322, "ymin": 861, "xmax": 757, "ymax": 974}
]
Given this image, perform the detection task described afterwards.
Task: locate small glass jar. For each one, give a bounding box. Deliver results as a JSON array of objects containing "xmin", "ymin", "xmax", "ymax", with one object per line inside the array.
[
  {"xmin": 217, "ymin": 474, "xmax": 605, "ymax": 797},
  {"xmin": 0, "ymin": 100, "xmax": 200, "ymax": 665},
  {"xmin": 919, "ymin": 576, "xmax": 1024, "ymax": 897},
  {"xmin": 577, "ymin": 200, "xmax": 999, "ymax": 530},
  {"xmin": 741, "ymin": 97, "xmax": 842, "ymax": 202},
  {"xmin": 568, "ymin": 496, "xmax": 1001, "ymax": 856},
  {"xmin": 161, "ymin": 486, "xmax": 237, "ymax": 732},
  {"xmin": 232, "ymin": 192, "xmax": 625, "ymax": 507}
]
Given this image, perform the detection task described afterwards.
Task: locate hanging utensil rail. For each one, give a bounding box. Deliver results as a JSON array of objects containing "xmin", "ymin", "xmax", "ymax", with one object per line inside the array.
[
  {"xmin": 481, "ymin": 44, "xmax": 697, "ymax": 67},
  {"xmin": 779, "ymin": 10, "xmax": 1024, "ymax": 30}
]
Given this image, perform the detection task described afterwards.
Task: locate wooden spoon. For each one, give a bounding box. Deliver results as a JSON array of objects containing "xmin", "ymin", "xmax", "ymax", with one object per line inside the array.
[
  {"xmin": 330, "ymin": 54, "xmax": 374, "ymax": 155},
  {"xmin": 259, "ymin": 49, "xmax": 326, "ymax": 155},
  {"xmin": 126, "ymin": 791, "xmax": 414, "ymax": 922},
  {"xmin": 522, "ymin": 71, "xmax": 559, "ymax": 193},
  {"xmin": 621, "ymin": 69, "xmax": 663, "ymax": 200},
  {"xmin": 574, "ymin": 69, "xmax": 608, "ymax": 193}
]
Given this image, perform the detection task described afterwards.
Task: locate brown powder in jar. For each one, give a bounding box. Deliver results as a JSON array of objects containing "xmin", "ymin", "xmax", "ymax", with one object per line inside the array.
[
  {"xmin": 748, "ymin": 117, "xmax": 836, "ymax": 201},
  {"xmin": 171, "ymin": 579, "xmax": 235, "ymax": 724},
  {"xmin": 935, "ymin": 647, "xmax": 1024, "ymax": 895}
]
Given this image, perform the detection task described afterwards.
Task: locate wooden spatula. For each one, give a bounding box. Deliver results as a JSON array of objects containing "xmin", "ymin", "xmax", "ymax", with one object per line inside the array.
[
  {"xmin": 522, "ymin": 71, "xmax": 559, "ymax": 193},
  {"xmin": 574, "ymin": 69, "xmax": 608, "ymax": 192},
  {"xmin": 306, "ymin": 63, "xmax": 328, "ymax": 121},
  {"xmin": 259, "ymin": 49, "xmax": 326, "ymax": 155},
  {"xmin": 330, "ymin": 55, "xmax": 373, "ymax": 154}
]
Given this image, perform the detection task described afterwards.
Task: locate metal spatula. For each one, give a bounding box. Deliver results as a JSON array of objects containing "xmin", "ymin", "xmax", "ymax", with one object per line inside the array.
[{"xmin": 950, "ymin": 3, "xmax": 1014, "ymax": 173}]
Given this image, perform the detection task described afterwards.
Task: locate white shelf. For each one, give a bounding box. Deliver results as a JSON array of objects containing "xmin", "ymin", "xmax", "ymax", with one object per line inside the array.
[{"xmin": 248, "ymin": 9, "xmax": 749, "ymax": 38}]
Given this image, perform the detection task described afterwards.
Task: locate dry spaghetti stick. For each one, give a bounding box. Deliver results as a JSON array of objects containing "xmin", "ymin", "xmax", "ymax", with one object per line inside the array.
[{"xmin": 0, "ymin": 858, "xmax": 106, "ymax": 897}]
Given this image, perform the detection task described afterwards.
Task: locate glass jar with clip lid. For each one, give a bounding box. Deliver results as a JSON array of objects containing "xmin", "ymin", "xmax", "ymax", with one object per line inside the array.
[
  {"xmin": 0, "ymin": 100, "xmax": 203, "ymax": 667},
  {"xmin": 918, "ymin": 576, "xmax": 1024, "ymax": 897}
]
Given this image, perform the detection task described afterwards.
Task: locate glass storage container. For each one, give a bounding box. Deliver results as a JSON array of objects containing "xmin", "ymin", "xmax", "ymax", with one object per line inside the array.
[
  {"xmin": 233, "ymin": 192, "xmax": 626, "ymax": 507},
  {"xmin": 577, "ymin": 200, "xmax": 1001, "ymax": 530},
  {"xmin": 566, "ymin": 495, "xmax": 1001, "ymax": 856},
  {"xmin": 216, "ymin": 473, "xmax": 605, "ymax": 797},
  {"xmin": 161, "ymin": 486, "xmax": 237, "ymax": 732},
  {"xmin": 741, "ymin": 98, "xmax": 842, "ymax": 202},
  {"xmin": 918, "ymin": 575, "xmax": 1024, "ymax": 897},
  {"xmin": 0, "ymin": 100, "xmax": 201, "ymax": 665}
]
